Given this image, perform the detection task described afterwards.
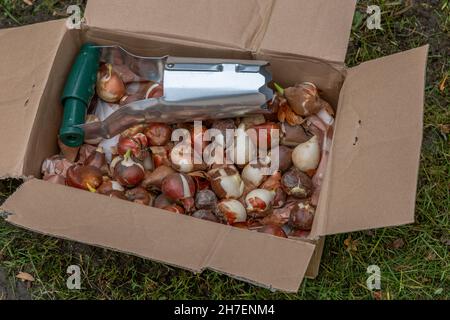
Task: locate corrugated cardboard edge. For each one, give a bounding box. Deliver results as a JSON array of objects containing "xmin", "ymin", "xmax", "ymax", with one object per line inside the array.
[
  {"xmin": 313, "ymin": 45, "xmax": 429, "ymax": 236},
  {"xmin": 1, "ymin": 179, "xmax": 316, "ymax": 292},
  {"xmin": 0, "ymin": 20, "xmax": 68, "ymax": 177},
  {"xmin": 304, "ymin": 237, "xmax": 325, "ymax": 279}
]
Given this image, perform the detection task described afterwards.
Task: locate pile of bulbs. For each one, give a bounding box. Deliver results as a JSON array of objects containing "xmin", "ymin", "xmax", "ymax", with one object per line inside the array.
[{"xmin": 42, "ymin": 59, "xmax": 335, "ymax": 239}]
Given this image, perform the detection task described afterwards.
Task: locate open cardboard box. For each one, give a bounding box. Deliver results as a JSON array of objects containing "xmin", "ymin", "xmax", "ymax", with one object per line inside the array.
[{"xmin": 0, "ymin": 0, "xmax": 427, "ymax": 292}]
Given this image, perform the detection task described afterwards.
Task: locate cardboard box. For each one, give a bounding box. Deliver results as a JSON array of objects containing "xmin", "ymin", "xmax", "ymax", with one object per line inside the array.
[{"xmin": 0, "ymin": 0, "xmax": 427, "ymax": 292}]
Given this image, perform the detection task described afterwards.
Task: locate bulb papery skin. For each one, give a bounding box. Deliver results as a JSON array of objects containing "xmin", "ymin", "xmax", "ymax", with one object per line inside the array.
[
  {"xmin": 289, "ymin": 201, "xmax": 315, "ymax": 231},
  {"xmin": 245, "ymin": 189, "xmax": 275, "ymax": 214},
  {"xmin": 241, "ymin": 163, "xmax": 268, "ymax": 189},
  {"xmin": 284, "ymin": 82, "xmax": 322, "ymax": 116},
  {"xmin": 292, "ymin": 135, "xmax": 320, "ymax": 172},
  {"xmin": 97, "ymin": 180, "xmax": 124, "ymax": 195},
  {"xmin": 66, "ymin": 164, "xmax": 103, "ymax": 191},
  {"xmin": 96, "ymin": 63, "xmax": 126, "ymax": 103},
  {"xmin": 208, "ymin": 165, "xmax": 244, "ymax": 199},
  {"xmin": 192, "ymin": 210, "xmax": 220, "ymax": 223},
  {"xmin": 195, "ymin": 189, "xmax": 218, "ymax": 210},
  {"xmin": 113, "ymin": 155, "xmax": 145, "ymax": 187},
  {"xmin": 141, "ymin": 165, "xmax": 175, "ymax": 191},
  {"xmin": 99, "ymin": 135, "xmax": 120, "ymax": 163},
  {"xmin": 217, "ymin": 199, "xmax": 247, "ymax": 224},
  {"xmin": 125, "ymin": 186, "xmax": 152, "ymax": 205},
  {"xmin": 281, "ymin": 167, "xmax": 313, "ymax": 199},
  {"xmin": 144, "ymin": 123, "xmax": 172, "ymax": 146},
  {"xmin": 84, "ymin": 114, "xmax": 102, "ymax": 145},
  {"xmin": 161, "ymin": 173, "xmax": 196, "ymax": 212},
  {"xmin": 163, "ymin": 204, "xmax": 185, "ymax": 214}
]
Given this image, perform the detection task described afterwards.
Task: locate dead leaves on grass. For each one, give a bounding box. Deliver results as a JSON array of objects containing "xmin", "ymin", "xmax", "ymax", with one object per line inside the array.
[
  {"xmin": 387, "ymin": 238, "xmax": 405, "ymax": 250},
  {"xmin": 16, "ymin": 272, "xmax": 34, "ymax": 283},
  {"xmin": 344, "ymin": 236, "xmax": 359, "ymax": 252}
]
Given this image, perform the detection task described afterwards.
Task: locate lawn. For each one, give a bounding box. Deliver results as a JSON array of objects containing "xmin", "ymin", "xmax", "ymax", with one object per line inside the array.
[{"xmin": 0, "ymin": 0, "xmax": 448, "ymax": 300}]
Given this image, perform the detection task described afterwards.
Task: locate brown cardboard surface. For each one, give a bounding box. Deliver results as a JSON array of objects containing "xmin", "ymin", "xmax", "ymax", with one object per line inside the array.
[
  {"xmin": 304, "ymin": 237, "xmax": 325, "ymax": 279},
  {"xmin": 85, "ymin": 0, "xmax": 273, "ymax": 50},
  {"xmin": 0, "ymin": 20, "xmax": 67, "ymax": 177},
  {"xmin": 259, "ymin": 0, "xmax": 357, "ymax": 62},
  {"xmin": 2, "ymin": 179, "xmax": 315, "ymax": 292},
  {"xmin": 85, "ymin": 0, "xmax": 356, "ymax": 62},
  {"xmin": 313, "ymin": 46, "xmax": 429, "ymax": 236}
]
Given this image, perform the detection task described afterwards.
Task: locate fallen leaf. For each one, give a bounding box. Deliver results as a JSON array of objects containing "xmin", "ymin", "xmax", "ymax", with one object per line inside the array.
[
  {"xmin": 439, "ymin": 74, "xmax": 448, "ymax": 92},
  {"xmin": 388, "ymin": 238, "xmax": 405, "ymax": 249},
  {"xmin": 344, "ymin": 236, "xmax": 358, "ymax": 252},
  {"xmin": 438, "ymin": 124, "xmax": 450, "ymax": 135},
  {"xmin": 16, "ymin": 272, "xmax": 35, "ymax": 282},
  {"xmin": 22, "ymin": 0, "xmax": 34, "ymax": 5}
]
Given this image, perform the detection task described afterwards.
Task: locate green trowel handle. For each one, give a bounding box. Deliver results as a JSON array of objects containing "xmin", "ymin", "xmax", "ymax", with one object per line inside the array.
[{"xmin": 59, "ymin": 43, "xmax": 100, "ymax": 147}]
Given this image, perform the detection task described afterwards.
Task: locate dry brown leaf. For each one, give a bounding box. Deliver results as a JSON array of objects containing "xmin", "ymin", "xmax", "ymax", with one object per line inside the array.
[
  {"xmin": 22, "ymin": 0, "xmax": 34, "ymax": 5},
  {"xmin": 16, "ymin": 272, "xmax": 35, "ymax": 282},
  {"xmin": 388, "ymin": 238, "xmax": 405, "ymax": 249},
  {"xmin": 344, "ymin": 236, "xmax": 358, "ymax": 251}
]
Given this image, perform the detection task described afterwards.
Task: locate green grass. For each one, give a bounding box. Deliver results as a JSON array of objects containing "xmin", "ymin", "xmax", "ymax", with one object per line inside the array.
[{"xmin": 0, "ymin": 0, "xmax": 449, "ymax": 300}]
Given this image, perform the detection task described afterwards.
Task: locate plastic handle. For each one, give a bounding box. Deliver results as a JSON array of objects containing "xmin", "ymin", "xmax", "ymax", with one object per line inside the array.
[{"xmin": 59, "ymin": 43, "xmax": 100, "ymax": 147}]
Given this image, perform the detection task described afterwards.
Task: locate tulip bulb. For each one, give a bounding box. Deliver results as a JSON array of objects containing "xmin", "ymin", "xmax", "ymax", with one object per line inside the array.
[
  {"xmin": 97, "ymin": 180, "xmax": 124, "ymax": 195},
  {"xmin": 195, "ymin": 189, "xmax": 218, "ymax": 210},
  {"xmin": 113, "ymin": 150, "xmax": 145, "ymax": 187},
  {"xmin": 208, "ymin": 165, "xmax": 244, "ymax": 199},
  {"xmin": 284, "ymin": 82, "xmax": 322, "ymax": 116},
  {"xmin": 241, "ymin": 162, "xmax": 268, "ymax": 189},
  {"xmin": 161, "ymin": 173, "xmax": 196, "ymax": 212},
  {"xmin": 125, "ymin": 186, "xmax": 153, "ymax": 205},
  {"xmin": 289, "ymin": 202, "xmax": 315, "ymax": 230},
  {"xmin": 144, "ymin": 123, "xmax": 172, "ymax": 146},
  {"xmin": 217, "ymin": 199, "xmax": 247, "ymax": 224},
  {"xmin": 292, "ymin": 135, "xmax": 320, "ymax": 172},
  {"xmin": 96, "ymin": 63, "xmax": 125, "ymax": 103},
  {"xmin": 281, "ymin": 168, "xmax": 313, "ymax": 199},
  {"xmin": 245, "ymin": 189, "xmax": 275, "ymax": 214},
  {"xmin": 141, "ymin": 165, "xmax": 175, "ymax": 191},
  {"xmin": 66, "ymin": 164, "xmax": 103, "ymax": 191}
]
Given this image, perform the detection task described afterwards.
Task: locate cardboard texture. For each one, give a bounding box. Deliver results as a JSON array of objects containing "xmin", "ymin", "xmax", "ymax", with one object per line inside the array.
[
  {"xmin": 0, "ymin": 0, "xmax": 428, "ymax": 292},
  {"xmin": 85, "ymin": 0, "xmax": 356, "ymax": 62},
  {"xmin": 2, "ymin": 179, "xmax": 315, "ymax": 292},
  {"xmin": 0, "ymin": 20, "xmax": 67, "ymax": 177},
  {"xmin": 312, "ymin": 46, "xmax": 428, "ymax": 236}
]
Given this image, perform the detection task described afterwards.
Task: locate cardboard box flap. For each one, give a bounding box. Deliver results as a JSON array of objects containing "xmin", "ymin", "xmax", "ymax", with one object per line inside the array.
[
  {"xmin": 259, "ymin": 0, "xmax": 357, "ymax": 62},
  {"xmin": 0, "ymin": 20, "xmax": 67, "ymax": 177},
  {"xmin": 2, "ymin": 179, "xmax": 315, "ymax": 292},
  {"xmin": 206, "ymin": 226, "xmax": 315, "ymax": 292},
  {"xmin": 84, "ymin": 0, "xmax": 356, "ymax": 61},
  {"xmin": 316, "ymin": 46, "xmax": 428, "ymax": 235},
  {"xmin": 84, "ymin": 0, "xmax": 273, "ymax": 50}
]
